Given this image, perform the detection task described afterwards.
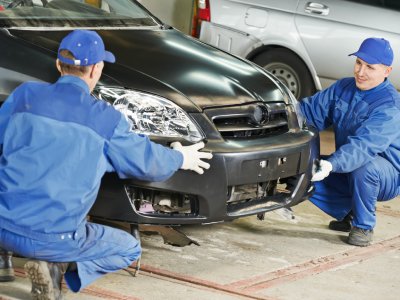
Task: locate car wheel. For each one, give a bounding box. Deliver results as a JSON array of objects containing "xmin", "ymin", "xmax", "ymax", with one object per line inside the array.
[{"xmin": 253, "ymin": 48, "xmax": 315, "ymax": 99}]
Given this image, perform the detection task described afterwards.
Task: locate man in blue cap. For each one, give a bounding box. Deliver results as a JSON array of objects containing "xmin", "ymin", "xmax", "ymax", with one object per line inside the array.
[
  {"xmin": 298, "ymin": 37, "xmax": 400, "ymax": 247},
  {"xmin": 0, "ymin": 29, "xmax": 212, "ymax": 298}
]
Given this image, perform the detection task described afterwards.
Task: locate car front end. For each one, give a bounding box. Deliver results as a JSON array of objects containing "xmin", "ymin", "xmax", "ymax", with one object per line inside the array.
[
  {"xmin": 90, "ymin": 57, "xmax": 319, "ymax": 225},
  {"xmin": 0, "ymin": 0, "xmax": 319, "ymax": 226}
]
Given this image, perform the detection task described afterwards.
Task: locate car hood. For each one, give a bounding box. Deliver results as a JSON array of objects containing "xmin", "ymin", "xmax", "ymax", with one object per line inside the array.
[{"xmin": 9, "ymin": 28, "xmax": 285, "ymax": 112}]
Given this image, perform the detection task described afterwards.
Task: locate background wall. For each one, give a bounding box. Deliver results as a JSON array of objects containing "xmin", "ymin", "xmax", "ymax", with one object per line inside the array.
[{"xmin": 138, "ymin": 0, "xmax": 194, "ymax": 34}]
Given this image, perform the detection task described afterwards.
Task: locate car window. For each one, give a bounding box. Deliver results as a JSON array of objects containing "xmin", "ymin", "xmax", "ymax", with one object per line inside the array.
[
  {"xmin": 385, "ymin": 0, "xmax": 400, "ymax": 11},
  {"xmin": 0, "ymin": 0, "xmax": 160, "ymax": 27},
  {"xmin": 345, "ymin": 0, "xmax": 400, "ymax": 11}
]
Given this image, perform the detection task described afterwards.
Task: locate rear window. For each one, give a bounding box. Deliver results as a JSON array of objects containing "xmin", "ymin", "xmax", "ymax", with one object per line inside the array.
[{"xmin": 0, "ymin": 0, "xmax": 160, "ymax": 28}]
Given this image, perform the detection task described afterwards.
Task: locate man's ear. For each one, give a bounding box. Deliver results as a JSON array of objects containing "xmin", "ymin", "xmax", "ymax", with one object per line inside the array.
[
  {"xmin": 89, "ymin": 64, "xmax": 97, "ymax": 79},
  {"xmin": 384, "ymin": 66, "xmax": 393, "ymax": 77},
  {"xmin": 56, "ymin": 59, "xmax": 62, "ymax": 74}
]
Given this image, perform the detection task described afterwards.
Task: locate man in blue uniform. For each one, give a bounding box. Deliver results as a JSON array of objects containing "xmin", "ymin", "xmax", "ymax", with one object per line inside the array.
[
  {"xmin": 0, "ymin": 30, "xmax": 212, "ymax": 298},
  {"xmin": 299, "ymin": 37, "xmax": 400, "ymax": 247}
]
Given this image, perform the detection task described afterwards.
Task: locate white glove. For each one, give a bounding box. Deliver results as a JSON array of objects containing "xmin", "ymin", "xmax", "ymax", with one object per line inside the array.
[
  {"xmin": 171, "ymin": 142, "xmax": 213, "ymax": 174},
  {"xmin": 311, "ymin": 159, "xmax": 332, "ymax": 182}
]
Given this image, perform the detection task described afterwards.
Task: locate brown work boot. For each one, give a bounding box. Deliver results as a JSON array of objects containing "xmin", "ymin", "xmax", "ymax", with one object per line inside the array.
[
  {"xmin": 0, "ymin": 248, "xmax": 15, "ymax": 282},
  {"xmin": 328, "ymin": 213, "xmax": 352, "ymax": 232},
  {"xmin": 24, "ymin": 260, "xmax": 69, "ymax": 300},
  {"xmin": 347, "ymin": 227, "xmax": 373, "ymax": 247}
]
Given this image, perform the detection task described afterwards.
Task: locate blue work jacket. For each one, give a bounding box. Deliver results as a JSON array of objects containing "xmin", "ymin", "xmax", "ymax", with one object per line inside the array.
[
  {"xmin": 0, "ymin": 75, "xmax": 183, "ymax": 239},
  {"xmin": 300, "ymin": 78, "xmax": 400, "ymax": 173}
]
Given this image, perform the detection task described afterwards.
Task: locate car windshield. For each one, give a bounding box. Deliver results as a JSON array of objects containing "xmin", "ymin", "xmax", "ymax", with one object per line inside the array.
[{"xmin": 0, "ymin": 0, "xmax": 160, "ymax": 28}]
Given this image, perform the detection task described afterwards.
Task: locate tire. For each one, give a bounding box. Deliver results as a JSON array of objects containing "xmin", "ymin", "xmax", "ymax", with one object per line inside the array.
[{"xmin": 253, "ymin": 48, "xmax": 315, "ymax": 99}]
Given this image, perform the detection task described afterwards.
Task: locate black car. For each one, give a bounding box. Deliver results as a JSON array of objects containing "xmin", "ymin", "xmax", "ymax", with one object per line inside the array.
[{"xmin": 0, "ymin": 0, "xmax": 318, "ymax": 227}]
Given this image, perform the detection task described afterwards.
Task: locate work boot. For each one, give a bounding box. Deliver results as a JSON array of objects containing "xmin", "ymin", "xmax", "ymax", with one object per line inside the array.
[
  {"xmin": 0, "ymin": 248, "xmax": 15, "ymax": 282},
  {"xmin": 328, "ymin": 212, "xmax": 352, "ymax": 232},
  {"xmin": 24, "ymin": 260, "xmax": 69, "ymax": 300},
  {"xmin": 347, "ymin": 227, "xmax": 373, "ymax": 247}
]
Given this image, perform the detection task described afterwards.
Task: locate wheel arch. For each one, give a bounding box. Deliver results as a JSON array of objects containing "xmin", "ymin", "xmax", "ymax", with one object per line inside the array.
[{"xmin": 246, "ymin": 44, "xmax": 322, "ymax": 92}]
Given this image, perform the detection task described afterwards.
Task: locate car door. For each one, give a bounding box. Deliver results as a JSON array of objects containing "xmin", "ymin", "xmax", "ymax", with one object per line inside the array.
[{"xmin": 295, "ymin": 0, "xmax": 400, "ymax": 90}]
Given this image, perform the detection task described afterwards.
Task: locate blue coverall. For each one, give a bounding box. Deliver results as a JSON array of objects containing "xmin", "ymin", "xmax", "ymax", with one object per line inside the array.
[
  {"xmin": 0, "ymin": 75, "xmax": 183, "ymax": 292},
  {"xmin": 300, "ymin": 78, "xmax": 400, "ymax": 230}
]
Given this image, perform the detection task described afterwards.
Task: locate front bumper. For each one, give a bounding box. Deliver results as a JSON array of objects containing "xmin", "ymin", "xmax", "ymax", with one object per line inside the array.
[{"xmin": 90, "ymin": 128, "xmax": 319, "ymax": 225}]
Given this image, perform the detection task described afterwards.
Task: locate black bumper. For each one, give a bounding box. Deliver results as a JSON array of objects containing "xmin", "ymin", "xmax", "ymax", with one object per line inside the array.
[{"xmin": 90, "ymin": 129, "xmax": 319, "ymax": 225}]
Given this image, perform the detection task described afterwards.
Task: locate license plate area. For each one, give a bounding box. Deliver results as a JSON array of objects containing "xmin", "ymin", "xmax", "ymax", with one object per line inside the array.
[{"xmin": 227, "ymin": 152, "xmax": 301, "ymax": 186}]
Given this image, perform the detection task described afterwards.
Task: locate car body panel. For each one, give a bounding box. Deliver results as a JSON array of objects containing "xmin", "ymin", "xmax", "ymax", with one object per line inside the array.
[
  {"xmin": 199, "ymin": 0, "xmax": 400, "ymax": 94},
  {"xmin": 295, "ymin": 0, "xmax": 400, "ymax": 89},
  {"xmin": 199, "ymin": 0, "xmax": 322, "ymax": 94},
  {"xmin": 6, "ymin": 28, "xmax": 288, "ymax": 111}
]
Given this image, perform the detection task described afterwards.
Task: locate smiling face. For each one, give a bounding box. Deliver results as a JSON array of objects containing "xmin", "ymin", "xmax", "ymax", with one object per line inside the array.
[{"xmin": 353, "ymin": 58, "xmax": 392, "ymax": 90}]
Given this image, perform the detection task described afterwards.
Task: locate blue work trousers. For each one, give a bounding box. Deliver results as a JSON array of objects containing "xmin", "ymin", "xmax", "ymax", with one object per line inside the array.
[
  {"xmin": 0, "ymin": 222, "xmax": 141, "ymax": 292},
  {"xmin": 310, "ymin": 156, "xmax": 400, "ymax": 230}
]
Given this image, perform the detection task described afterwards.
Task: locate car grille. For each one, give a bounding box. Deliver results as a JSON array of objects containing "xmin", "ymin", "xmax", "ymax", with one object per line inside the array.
[{"xmin": 205, "ymin": 102, "xmax": 288, "ymax": 139}]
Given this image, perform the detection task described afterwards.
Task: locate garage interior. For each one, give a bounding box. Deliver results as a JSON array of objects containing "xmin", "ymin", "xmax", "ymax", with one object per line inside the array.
[
  {"xmin": 1, "ymin": 1, "xmax": 399, "ymax": 299},
  {"xmin": 2, "ymin": 130, "xmax": 399, "ymax": 299}
]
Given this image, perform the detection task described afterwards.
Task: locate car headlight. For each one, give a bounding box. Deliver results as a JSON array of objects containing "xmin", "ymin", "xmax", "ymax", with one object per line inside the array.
[
  {"xmin": 285, "ymin": 88, "xmax": 305, "ymax": 129},
  {"xmin": 275, "ymin": 79, "xmax": 305, "ymax": 129},
  {"xmin": 94, "ymin": 87, "xmax": 205, "ymax": 142}
]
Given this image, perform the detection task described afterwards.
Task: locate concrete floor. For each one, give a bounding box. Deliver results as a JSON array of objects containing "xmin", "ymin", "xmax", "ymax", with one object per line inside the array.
[{"xmin": 1, "ymin": 130, "xmax": 400, "ymax": 300}]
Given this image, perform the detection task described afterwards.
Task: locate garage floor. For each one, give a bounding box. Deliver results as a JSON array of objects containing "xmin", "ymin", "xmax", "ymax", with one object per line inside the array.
[{"xmin": 1, "ymin": 130, "xmax": 400, "ymax": 300}]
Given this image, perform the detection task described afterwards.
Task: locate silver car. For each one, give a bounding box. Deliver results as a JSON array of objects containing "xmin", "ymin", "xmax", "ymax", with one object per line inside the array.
[{"xmin": 195, "ymin": 0, "xmax": 400, "ymax": 99}]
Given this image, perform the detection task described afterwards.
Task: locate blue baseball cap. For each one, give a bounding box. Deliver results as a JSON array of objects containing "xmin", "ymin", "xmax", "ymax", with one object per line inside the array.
[
  {"xmin": 57, "ymin": 30, "xmax": 115, "ymax": 66},
  {"xmin": 349, "ymin": 37, "xmax": 393, "ymax": 66}
]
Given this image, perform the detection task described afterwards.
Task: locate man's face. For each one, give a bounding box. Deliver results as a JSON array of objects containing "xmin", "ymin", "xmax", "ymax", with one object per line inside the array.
[{"xmin": 353, "ymin": 58, "xmax": 392, "ymax": 90}]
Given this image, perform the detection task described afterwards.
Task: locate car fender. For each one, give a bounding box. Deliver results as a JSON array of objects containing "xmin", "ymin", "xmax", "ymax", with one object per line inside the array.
[
  {"xmin": 246, "ymin": 39, "xmax": 322, "ymax": 92},
  {"xmin": 199, "ymin": 3, "xmax": 322, "ymax": 92}
]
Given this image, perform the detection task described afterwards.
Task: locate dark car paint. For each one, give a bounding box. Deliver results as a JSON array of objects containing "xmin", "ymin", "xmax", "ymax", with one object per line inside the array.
[
  {"xmin": 0, "ymin": 26, "xmax": 318, "ymax": 226},
  {"xmin": 6, "ymin": 28, "xmax": 285, "ymax": 112},
  {"xmin": 93, "ymin": 129, "xmax": 317, "ymax": 225}
]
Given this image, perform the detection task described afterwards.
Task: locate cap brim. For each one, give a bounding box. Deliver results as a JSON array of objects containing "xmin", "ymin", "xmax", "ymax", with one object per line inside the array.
[
  {"xmin": 104, "ymin": 51, "xmax": 116, "ymax": 63},
  {"xmin": 348, "ymin": 51, "xmax": 380, "ymax": 64}
]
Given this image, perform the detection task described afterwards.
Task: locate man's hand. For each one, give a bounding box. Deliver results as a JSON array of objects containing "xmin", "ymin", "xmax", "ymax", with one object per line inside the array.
[
  {"xmin": 311, "ymin": 159, "xmax": 332, "ymax": 182},
  {"xmin": 171, "ymin": 142, "xmax": 213, "ymax": 174}
]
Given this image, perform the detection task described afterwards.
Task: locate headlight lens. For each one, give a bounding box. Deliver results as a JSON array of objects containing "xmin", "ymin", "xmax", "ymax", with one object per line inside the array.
[
  {"xmin": 287, "ymin": 91, "xmax": 305, "ymax": 129},
  {"xmin": 94, "ymin": 87, "xmax": 204, "ymax": 142},
  {"xmin": 277, "ymin": 81, "xmax": 305, "ymax": 129}
]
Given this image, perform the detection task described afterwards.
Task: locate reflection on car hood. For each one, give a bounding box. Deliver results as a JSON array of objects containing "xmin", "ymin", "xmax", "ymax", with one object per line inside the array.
[{"xmin": 9, "ymin": 28, "xmax": 284, "ymax": 111}]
